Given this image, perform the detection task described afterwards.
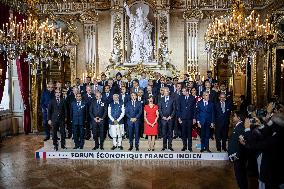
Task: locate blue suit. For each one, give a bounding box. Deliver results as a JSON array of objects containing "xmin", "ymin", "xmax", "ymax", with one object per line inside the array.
[
  {"xmin": 40, "ymin": 89, "xmax": 54, "ymax": 138},
  {"xmin": 125, "ymin": 101, "xmax": 142, "ymax": 147},
  {"xmin": 196, "ymin": 100, "xmax": 215, "ymax": 150},
  {"xmin": 214, "ymin": 100, "xmax": 232, "ymax": 150},
  {"xmin": 158, "ymin": 96, "xmax": 176, "ymax": 149},
  {"xmin": 102, "ymin": 92, "xmax": 113, "ymax": 105},
  {"xmin": 177, "ymin": 95, "xmax": 196, "ymax": 149},
  {"xmin": 70, "ymin": 101, "xmax": 87, "ymax": 148}
]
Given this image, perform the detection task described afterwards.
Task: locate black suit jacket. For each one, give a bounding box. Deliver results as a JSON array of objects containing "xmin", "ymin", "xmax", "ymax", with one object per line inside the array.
[
  {"xmin": 177, "ymin": 95, "xmax": 196, "ymax": 120},
  {"xmin": 89, "ymin": 100, "xmax": 107, "ymax": 120},
  {"xmin": 48, "ymin": 98, "xmax": 67, "ymax": 123},
  {"xmin": 214, "ymin": 101, "xmax": 232, "ymax": 126},
  {"xmin": 158, "ymin": 96, "xmax": 176, "ymax": 118}
]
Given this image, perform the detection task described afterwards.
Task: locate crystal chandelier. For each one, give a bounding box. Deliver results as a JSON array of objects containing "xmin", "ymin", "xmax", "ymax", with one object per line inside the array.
[
  {"xmin": 205, "ymin": 0, "xmax": 274, "ymax": 67},
  {"xmin": 0, "ymin": 14, "xmax": 70, "ymax": 65}
]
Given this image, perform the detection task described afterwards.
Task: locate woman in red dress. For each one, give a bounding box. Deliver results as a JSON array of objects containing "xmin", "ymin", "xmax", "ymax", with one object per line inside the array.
[{"xmin": 144, "ymin": 95, "xmax": 159, "ymax": 151}]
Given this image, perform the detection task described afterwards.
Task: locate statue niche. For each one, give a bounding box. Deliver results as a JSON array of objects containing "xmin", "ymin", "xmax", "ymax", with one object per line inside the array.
[{"xmin": 124, "ymin": 2, "xmax": 155, "ymax": 65}]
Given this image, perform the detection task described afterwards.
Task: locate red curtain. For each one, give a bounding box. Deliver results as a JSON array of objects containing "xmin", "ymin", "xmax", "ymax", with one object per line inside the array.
[
  {"xmin": 0, "ymin": 53, "xmax": 7, "ymax": 103},
  {"xmin": 16, "ymin": 55, "xmax": 31, "ymax": 134}
]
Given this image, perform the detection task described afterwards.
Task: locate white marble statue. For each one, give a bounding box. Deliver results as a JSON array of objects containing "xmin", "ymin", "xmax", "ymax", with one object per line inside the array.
[{"xmin": 124, "ymin": 3, "xmax": 153, "ymax": 63}]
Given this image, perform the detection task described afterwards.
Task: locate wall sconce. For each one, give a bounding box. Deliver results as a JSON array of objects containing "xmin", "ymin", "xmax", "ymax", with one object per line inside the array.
[
  {"xmin": 281, "ymin": 60, "xmax": 284, "ymax": 79},
  {"xmin": 0, "ymin": 69, "xmax": 2, "ymax": 76}
]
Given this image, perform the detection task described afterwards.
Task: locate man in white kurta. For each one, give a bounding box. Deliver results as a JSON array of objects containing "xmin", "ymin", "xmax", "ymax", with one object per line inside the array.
[{"xmin": 108, "ymin": 94, "xmax": 125, "ymax": 150}]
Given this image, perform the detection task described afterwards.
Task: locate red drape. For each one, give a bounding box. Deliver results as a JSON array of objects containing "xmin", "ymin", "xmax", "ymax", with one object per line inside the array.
[
  {"xmin": 16, "ymin": 55, "xmax": 31, "ymax": 134},
  {"xmin": 0, "ymin": 53, "xmax": 7, "ymax": 103}
]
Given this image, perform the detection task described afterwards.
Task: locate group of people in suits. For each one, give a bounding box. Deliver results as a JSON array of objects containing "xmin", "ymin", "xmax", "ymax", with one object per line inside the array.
[
  {"xmin": 41, "ymin": 70, "xmax": 234, "ymax": 152},
  {"xmin": 228, "ymin": 99, "xmax": 284, "ymax": 189}
]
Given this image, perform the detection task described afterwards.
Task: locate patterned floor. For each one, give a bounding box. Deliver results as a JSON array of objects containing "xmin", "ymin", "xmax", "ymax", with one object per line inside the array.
[{"xmin": 0, "ymin": 135, "xmax": 238, "ymax": 189}]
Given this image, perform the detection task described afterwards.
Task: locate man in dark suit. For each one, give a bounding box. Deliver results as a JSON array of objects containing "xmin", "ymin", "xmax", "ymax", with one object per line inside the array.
[
  {"xmin": 172, "ymin": 83, "xmax": 182, "ymax": 139},
  {"xmin": 119, "ymin": 86, "xmax": 130, "ymax": 105},
  {"xmin": 40, "ymin": 82, "xmax": 54, "ymax": 141},
  {"xmin": 156, "ymin": 87, "xmax": 165, "ymax": 139},
  {"xmin": 119, "ymin": 86, "xmax": 130, "ymax": 138},
  {"xmin": 114, "ymin": 72, "xmax": 123, "ymax": 89},
  {"xmin": 214, "ymin": 92, "xmax": 232, "ymax": 152},
  {"xmin": 102, "ymin": 85, "xmax": 113, "ymax": 105},
  {"xmin": 158, "ymin": 87, "xmax": 176, "ymax": 151},
  {"xmin": 157, "ymin": 77, "xmax": 167, "ymax": 93},
  {"xmin": 228, "ymin": 111, "xmax": 247, "ymax": 189},
  {"xmin": 153, "ymin": 72, "xmax": 161, "ymax": 88},
  {"xmin": 219, "ymin": 83, "xmax": 233, "ymax": 106},
  {"xmin": 48, "ymin": 89, "xmax": 67, "ymax": 151},
  {"xmin": 166, "ymin": 77, "xmax": 174, "ymax": 94},
  {"xmin": 82, "ymin": 85, "xmax": 95, "ymax": 140},
  {"xmin": 125, "ymin": 92, "xmax": 143, "ymax": 151},
  {"xmin": 70, "ymin": 93, "xmax": 87, "ymax": 149},
  {"xmin": 75, "ymin": 78, "xmax": 85, "ymax": 94},
  {"xmin": 204, "ymin": 81, "xmax": 217, "ymax": 102},
  {"xmin": 196, "ymin": 80, "xmax": 204, "ymax": 96},
  {"xmin": 144, "ymin": 85, "xmax": 156, "ymax": 104},
  {"xmin": 196, "ymin": 91, "xmax": 215, "ymax": 152},
  {"xmin": 177, "ymin": 88, "xmax": 196, "ymax": 151},
  {"xmin": 131, "ymin": 79, "xmax": 143, "ymax": 93},
  {"xmin": 108, "ymin": 78, "xmax": 120, "ymax": 94},
  {"xmin": 125, "ymin": 75, "xmax": 133, "ymax": 93},
  {"xmin": 98, "ymin": 73, "xmax": 108, "ymax": 87},
  {"xmin": 62, "ymin": 87, "xmax": 71, "ymax": 139},
  {"xmin": 89, "ymin": 91, "xmax": 107, "ymax": 150},
  {"xmin": 204, "ymin": 70, "xmax": 217, "ymax": 85}
]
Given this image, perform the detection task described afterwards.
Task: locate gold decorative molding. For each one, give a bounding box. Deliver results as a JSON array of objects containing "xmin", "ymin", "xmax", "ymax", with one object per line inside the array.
[
  {"xmin": 69, "ymin": 46, "xmax": 77, "ymax": 85},
  {"xmin": 183, "ymin": 8, "xmax": 203, "ymax": 20},
  {"xmin": 79, "ymin": 10, "xmax": 99, "ymax": 23},
  {"xmin": 271, "ymin": 47, "xmax": 276, "ymax": 96},
  {"xmin": 110, "ymin": 12, "xmax": 123, "ymax": 66},
  {"xmin": 251, "ymin": 53, "xmax": 257, "ymax": 105}
]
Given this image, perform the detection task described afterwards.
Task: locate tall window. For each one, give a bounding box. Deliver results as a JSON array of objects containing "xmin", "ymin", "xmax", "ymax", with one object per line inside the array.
[{"xmin": 0, "ymin": 70, "xmax": 10, "ymax": 111}]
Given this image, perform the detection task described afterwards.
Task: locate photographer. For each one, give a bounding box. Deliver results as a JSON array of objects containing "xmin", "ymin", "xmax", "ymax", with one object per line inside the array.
[
  {"xmin": 240, "ymin": 111, "xmax": 284, "ymax": 189},
  {"xmin": 228, "ymin": 111, "xmax": 248, "ymax": 189}
]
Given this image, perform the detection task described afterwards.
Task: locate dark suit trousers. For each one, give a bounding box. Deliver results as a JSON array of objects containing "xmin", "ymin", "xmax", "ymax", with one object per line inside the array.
[
  {"xmin": 92, "ymin": 121, "xmax": 105, "ymax": 148},
  {"xmin": 52, "ymin": 121, "xmax": 65, "ymax": 147},
  {"xmin": 174, "ymin": 117, "xmax": 181, "ymax": 137},
  {"xmin": 124, "ymin": 116, "xmax": 129, "ymax": 137},
  {"xmin": 201, "ymin": 121, "xmax": 210, "ymax": 150},
  {"xmin": 42, "ymin": 110, "xmax": 50, "ymax": 138},
  {"xmin": 181, "ymin": 119, "xmax": 193, "ymax": 149},
  {"xmin": 161, "ymin": 119, "xmax": 173, "ymax": 148},
  {"xmin": 85, "ymin": 117, "xmax": 91, "ymax": 138},
  {"xmin": 215, "ymin": 123, "xmax": 229, "ymax": 150},
  {"xmin": 73, "ymin": 124, "xmax": 85, "ymax": 148},
  {"xmin": 233, "ymin": 159, "xmax": 248, "ymax": 189},
  {"xmin": 128, "ymin": 120, "xmax": 140, "ymax": 147}
]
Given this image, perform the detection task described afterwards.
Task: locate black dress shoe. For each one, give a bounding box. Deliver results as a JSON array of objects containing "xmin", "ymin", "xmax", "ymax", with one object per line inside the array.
[
  {"xmin": 128, "ymin": 146, "xmax": 133, "ymax": 151},
  {"xmin": 54, "ymin": 146, "xmax": 58, "ymax": 151},
  {"xmin": 188, "ymin": 148, "xmax": 192, "ymax": 152},
  {"xmin": 152, "ymin": 149, "xmax": 155, "ymax": 151},
  {"xmin": 67, "ymin": 134, "xmax": 72, "ymax": 139},
  {"xmin": 80, "ymin": 146, "xmax": 83, "ymax": 149},
  {"xmin": 73, "ymin": 147, "xmax": 79, "ymax": 149},
  {"xmin": 181, "ymin": 147, "xmax": 187, "ymax": 151},
  {"xmin": 169, "ymin": 147, "xmax": 174, "ymax": 151},
  {"xmin": 222, "ymin": 148, "xmax": 227, "ymax": 152},
  {"xmin": 111, "ymin": 146, "xmax": 117, "ymax": 150},
  {"xmin": 217, "ymin": 149, "xmax": 221, "ymax": 152},
  {"xmin": 118, "ymin": 146, "xmax": 123, "ymax": 150},
  {"xmin": 43, "ymin": 137, "xmax": 50, "ymax": 141},
  {"xmin": 92, "ymin": 147, "xmax": 99, "ymax": 150},
  {"xmin": 200, "ymin": 149, "xmax": 206, "ymax": 153},
  {"xmin": 206, "ymin": 149, "xmax": 212, "ymax": 153},
  {"xmin": 161, "ymin": 148, "xmax": 166, "ymax": 151},
  {"xmin": 136, "ymin": 147, "xmax": 139, "ymax": 151},
  {"xmin": 61, "ymin": 146, "xmax": 67, "ymax": 149}
]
